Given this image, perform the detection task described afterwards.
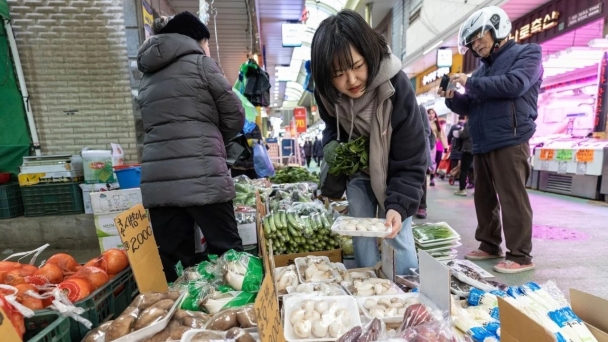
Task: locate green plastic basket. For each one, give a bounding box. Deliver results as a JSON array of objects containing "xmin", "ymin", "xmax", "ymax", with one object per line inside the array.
[
  {"xmin": 67, "ymin": 266, "xmax": 138, "ymax": 341},
  {"xmin": 21, "ymin": 182, "xmax": 84, "ymax": 217},
  {"xmin": 0, "ymin": 182, "xmax": 24, "ymax": 219},
  {"xmin": 24, "ymin": 311, "xmax": 70, "ymax": 342}
]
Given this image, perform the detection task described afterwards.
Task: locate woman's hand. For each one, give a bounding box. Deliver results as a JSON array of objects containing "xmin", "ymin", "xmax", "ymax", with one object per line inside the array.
[{"xmin": 385, "ymin": 209, "xmax": 402, "ymax": 239}]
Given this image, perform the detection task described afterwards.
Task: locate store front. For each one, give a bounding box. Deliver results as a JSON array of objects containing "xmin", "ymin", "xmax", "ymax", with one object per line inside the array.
[{"xmin": 414, "ymin": 53, "xmax": 463, "ymax": 125}]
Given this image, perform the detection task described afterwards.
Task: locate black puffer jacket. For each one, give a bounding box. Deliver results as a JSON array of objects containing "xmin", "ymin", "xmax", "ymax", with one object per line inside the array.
[{"xmin": 137, "ymin": 33, "xmax": 245, "ymax": 208}]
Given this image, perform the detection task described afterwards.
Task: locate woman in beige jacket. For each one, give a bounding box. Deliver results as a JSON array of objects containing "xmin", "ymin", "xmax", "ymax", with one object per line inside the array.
[{"xmin": 428, "ymin": 108, "xmax": 448, "ymax": 186}]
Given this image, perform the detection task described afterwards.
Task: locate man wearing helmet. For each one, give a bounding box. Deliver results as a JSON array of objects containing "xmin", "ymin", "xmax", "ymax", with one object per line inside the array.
[{"xmin": 438, "ymin": 6, "xmax": 542, "ymax": 274}]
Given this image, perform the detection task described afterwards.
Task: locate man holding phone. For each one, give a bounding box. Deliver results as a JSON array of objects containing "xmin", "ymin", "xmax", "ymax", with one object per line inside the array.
[{"xmin": 437, "ymin": 6, "xmax": 542, "ymax": 274}]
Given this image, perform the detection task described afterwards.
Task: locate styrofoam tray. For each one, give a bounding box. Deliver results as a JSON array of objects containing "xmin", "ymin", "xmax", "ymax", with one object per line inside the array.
[
  {"xmin": 417, "ymin": 242, "xmax": 462, "ymax": 252},
  {"xmin": 451, "ymin": 270, "xmax": 496, "ymax": 292},
  {"xmin": 412, "ymin": 222, "xmax": 461, "ymax": 244},
  {"xmin": 295, "ymin": 256, "xmax": 339, "ymax": 283},
  {"xmin": 443, "ymin": 260, "xmax": 494, "ymax": 278},
  {"xmin": 356, "ymin": 293, "xmax": 429, "ymax": 324},
  {"xmin": 180, "ymin": 329, "xmax": 259, "ymax": 342},
  {"xmin": 285, "ymin": 282, "xmax": 347, "ymax": 298},
  {"xmin": 113, "ymin": 291, "xmax": 186, "ymax": 342},
  {"xmin": 415, "ymin": 237, "xmax": 461, "ymax": 248},
  {"xmin": 330, "ymin": 216, "xmax": 391, "ymax": 238},
  {"xmin": 341, "ymin": 279, "xmax": 405, "ymax": 297},
  {"xmin": 283, "ymin": 295, "xmax": 362, "ymax": 341}
]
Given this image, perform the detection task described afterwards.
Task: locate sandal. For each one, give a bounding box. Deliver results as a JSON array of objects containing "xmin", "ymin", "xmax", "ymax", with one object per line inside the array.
[
  {"xmin": 494, "ymin": 261, "xmax": 535, "ymax": 274},
  {"xmin": 464, "ymin": 250, "xmax": 504, "ymax": 261}
]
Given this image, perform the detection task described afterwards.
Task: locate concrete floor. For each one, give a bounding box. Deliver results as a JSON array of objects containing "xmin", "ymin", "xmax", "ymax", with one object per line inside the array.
[{"xmin": 418, "ymin": 177, "xmax": 608, "ymax": 300}]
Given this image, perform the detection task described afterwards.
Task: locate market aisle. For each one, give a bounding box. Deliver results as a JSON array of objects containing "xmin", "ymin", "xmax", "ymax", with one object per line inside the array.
[{"xmin": 418, "ymin": 178, "xmax": 608, "ymax": 299}]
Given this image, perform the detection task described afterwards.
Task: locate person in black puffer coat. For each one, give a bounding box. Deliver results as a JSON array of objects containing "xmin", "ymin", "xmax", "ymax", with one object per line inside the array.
[{"xmin": 138, "ymin": 12, "xmax": 245, "ymax": 282}]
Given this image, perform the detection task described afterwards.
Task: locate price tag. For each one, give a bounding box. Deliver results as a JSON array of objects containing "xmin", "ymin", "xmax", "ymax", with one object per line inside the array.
[
  {"xmin": 556, "ymin": 149, "xmax": 573, "ymax": 162},
  {"xmin": 0, "ymin": 306, "xmax": 22, "ymax": 342},
  {"xmin": 540, "ymin": 160, "xmax": 550, "ymax": 171},
  {"xmin": 558, "ymin": 161, "xmax": 567, "ymax": 174},
  {"xmin": 114, "ymin": 204, "xmax": 168, "ymax": 293},
  {"xmin": 540, "ymin": 149, "xmax": 554, "ymax": 161},
  {"xmin": 575, "ymin": 149, "xmax": 594, "ymax": 163},
  {"xmin": 576, "ymin": 162, "xmax": 587, "ymax": 175},
  {"xmin": 254, "ymin": 274, "xmax": 286, "ymax": 342}
]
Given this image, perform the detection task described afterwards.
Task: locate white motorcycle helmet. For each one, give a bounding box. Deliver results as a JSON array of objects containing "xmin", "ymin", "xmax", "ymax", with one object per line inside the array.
[{"xmin": 458, "ymin": 6, "xmax": 511, "ymax": 56}]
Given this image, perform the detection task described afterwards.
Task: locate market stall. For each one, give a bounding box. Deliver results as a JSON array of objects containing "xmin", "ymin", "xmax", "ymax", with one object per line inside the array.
[{"xmin": 2, "ymin": 165, "xmax": 608, "ymax": 342}]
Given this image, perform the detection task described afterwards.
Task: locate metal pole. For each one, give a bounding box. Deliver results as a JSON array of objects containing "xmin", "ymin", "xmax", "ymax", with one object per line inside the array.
[
  {"xmin": 365, "ymin": 2, "xmax": 373, "ymax": 27},
  {"xmin": 4, "ymin": 18, "xmax": 41, "ymax": 156}
]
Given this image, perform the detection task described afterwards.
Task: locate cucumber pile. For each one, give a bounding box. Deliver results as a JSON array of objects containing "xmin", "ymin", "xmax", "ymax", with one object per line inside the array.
[{"xmin": 263, "ymin": 210, "xmax": 342, "ymax": 255}]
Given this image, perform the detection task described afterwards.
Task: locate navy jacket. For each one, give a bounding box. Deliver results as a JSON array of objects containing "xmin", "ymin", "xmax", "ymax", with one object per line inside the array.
[{"xmin": 446, "ymin": 40, "xmax": 543, "ymax": 154}]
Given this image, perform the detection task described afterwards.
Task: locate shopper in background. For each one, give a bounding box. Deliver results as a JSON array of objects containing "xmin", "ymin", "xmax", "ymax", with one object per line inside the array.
[
  {"xmin": 311, "ymin": 9, "xmax": 426, "ymax": 275},
  {"xmin": 138, "ymin": 12, "xmax": 245, "ymax": 282},
  {"xmin": 231, "ymin": 123, "xmax": 263, "ymax": 179},
  {"xmin": 313, "ymin": 137, "xmax": 324, "ymax": 166},
  {"xmin": 303, "ymin": 139, "xmax": 313, "ymax": 167},
  {"xmin": 428, "ymin": 108, "xmax": 447, "ymax": 186},
  {"xmin": 439, "ymin": 6, "xmax": 541, "ymax": 273},
  {"xmin": 416, "ymin": 104, "xmax": 434, "ymax": 219},
  {"xmin": 454, "ymin": 118, "xmax": 474, "ymax": 196},
  {"xmin": 448, "ymin": 115, "xmax": 466, "ymax": 172}
]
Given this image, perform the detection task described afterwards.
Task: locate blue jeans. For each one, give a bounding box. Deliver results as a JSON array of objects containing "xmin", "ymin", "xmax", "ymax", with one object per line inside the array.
[{"xmin": 346, "ymin": 174, "xmax": 418, "ymax": 275}]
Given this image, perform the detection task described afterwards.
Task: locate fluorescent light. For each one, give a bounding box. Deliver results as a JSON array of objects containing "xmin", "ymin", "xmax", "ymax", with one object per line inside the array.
[
  {"xmin": 423, "ymin": 40, "xmax": 444, "ymax": 55},
  {"xmin": 588, "ymin": 39, "xmax": 608, "ymax": 48}
]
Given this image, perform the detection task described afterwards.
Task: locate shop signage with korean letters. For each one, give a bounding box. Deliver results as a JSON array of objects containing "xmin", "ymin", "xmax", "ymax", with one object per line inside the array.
[
  {"xmin": 509, "ymin": 11, "xmax": 559, "ymax": 42},
  {"xmin": 415, "ymin": 54, "xmax": 463, "ymax": 95}
]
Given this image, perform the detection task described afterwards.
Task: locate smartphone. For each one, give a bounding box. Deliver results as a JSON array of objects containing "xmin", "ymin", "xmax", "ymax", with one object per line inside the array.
[{"xmin": 439, "ymin": 74, "xmax": 450, "ymax": 92}]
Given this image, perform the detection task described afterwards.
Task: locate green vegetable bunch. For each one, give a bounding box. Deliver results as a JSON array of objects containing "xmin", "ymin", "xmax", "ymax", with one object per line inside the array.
[
  {"xmin": 327, "ymin": 136, "xmax": 369, "ymax": 176},
  {"xmin": 263, "ymin": 210, "xmax": 341, "ymax": 255},
  {"xmin": 270, "ymin": 166, "xmax": 319, "ymax": 184}
]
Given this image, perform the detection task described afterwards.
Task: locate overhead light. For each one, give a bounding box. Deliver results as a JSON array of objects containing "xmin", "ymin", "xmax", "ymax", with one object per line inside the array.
[
  {"xmin": 423, "ymin": 40, "xmax": 444, "ymax": 55},
  {"xmin": 588, "ymin": 39, "xmax": 608, "ymax": 48}
]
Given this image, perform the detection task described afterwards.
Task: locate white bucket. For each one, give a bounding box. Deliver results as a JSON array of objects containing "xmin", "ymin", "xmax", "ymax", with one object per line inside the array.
[{"xmin": 81, "ymin": 149, "xmax": 115, "ymax": 184}]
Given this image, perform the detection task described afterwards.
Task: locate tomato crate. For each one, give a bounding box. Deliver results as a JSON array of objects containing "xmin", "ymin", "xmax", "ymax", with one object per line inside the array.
[
  {"xmin": 67, "ymin": 266, "xmax": 137, "ymax": 341},
  {"xmin": 25, "ymin": 311, "xmax": 71, "ymax": 342},
  {"xmin": 21, "ymin": 182, "xmax": 84, "ymax": 217},
  {"xmin": 0, "ymin": 182, "xmax": 24, "ymax": 219}
]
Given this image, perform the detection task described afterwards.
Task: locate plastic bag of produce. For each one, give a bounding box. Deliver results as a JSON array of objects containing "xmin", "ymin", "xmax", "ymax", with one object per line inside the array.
[
  {"xmin": 287, "ymin": 201, "xmax": 326, "ymax": 215},
  {"xmin": 275, "ymin": 266, "xmax": 299, "ymax": 295},
  {"xmin": 182, "ymin": 328, "xmax": 259, "ymax": 341},
  {"xmin": 337, "ymin": 318, "xmax": 386, "ymax": 342},
  {"xmin": 286, "ymin": 297, "xmax": 358, "ymax": 340},
  {"xmin": 0, "ymin": 293, "xmax": 26, "ymax": 339},
  {"xmin": 204, "ymin": 304, "xmax": 257, "ymax": 331},
  {"xmin": 233, "ymin": 175, "xmax": 253, "ymax": 185},
  {"xmin": 253, "ymin": 142, "xmax": 276, "ymax": 178},
  {"xmin": 200, "ymin": 290, "xmax": 257, "ymax": 314},
  {"xmin": 81, "ymin": 320, "xmax": 113, "ymax": 342},
  {"xmin": 221, "ymin": 250, "xmax": 263, "ymax": 292},
  {"xmin": 286, "ymin": 282, "xmax": 346, "ymax": 297},
  {"xmin": 331, "ymin": 216, "xmax": 391, "ymax": 237},
  {"xmin": 180, "ymin": 280, "xmax": 212, "ymax": 311},
  {"xmin": 399, "ymin": 313, "xmax": 459, "ymax": 341}
]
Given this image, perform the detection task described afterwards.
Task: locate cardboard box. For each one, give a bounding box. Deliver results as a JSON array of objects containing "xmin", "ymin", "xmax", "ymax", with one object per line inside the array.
[
  {"xmin": 89, "ymin": 188, "xmax": 143, "ymax": 215},
  {"xmin": 95, "ymin": 213, "xmax": 121, "ymax": 237},
  {"xmin": 98, "ymin": 235, "xmax": 123, "ymax": 252},
  {"xmin": 80, "ymin": 183, "xmax": 119, "ymax": 214},
  {"xmin": 272, "ymin": 248, "xmax": 343, "ymax": 268},
  {"xmin": 498, "ymin": 289, "xmax": 608, "ymax": 342}
]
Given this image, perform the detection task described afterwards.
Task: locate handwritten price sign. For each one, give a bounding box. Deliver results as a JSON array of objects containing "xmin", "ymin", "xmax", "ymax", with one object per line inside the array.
[
  {"xmin": 555, "ymin": 149, "xmax": 573, "ymax": 162},
  {"xmin": 539, "ymin": 149, "xmax": 554, "ymax": 161},
  {"xmin": 114, "ymin": 204, "xmax": 168, "ymax": 293},
  {"xmin": 254, "ymin": 275, "xmax": 286, "ymax": 342},
  {"xmin": 0, "ymin": 306, "xmax": 22, "ymax": 342},
  {"xmin": 575, "ymin": 149, "xmax": 594, "ymax": 163}
]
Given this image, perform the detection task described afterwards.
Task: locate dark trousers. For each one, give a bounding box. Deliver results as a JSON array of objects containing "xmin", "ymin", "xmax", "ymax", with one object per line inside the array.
[
  {"xmin": 459, "ymin": 152, "xmax": 474, "ymax": 190},
  {"xmin": 305, "ymin": 156, "xmax": 312, "ymax": 167},
  {"xmin": 473, "ymin": 142, "xmax": 533, "ymax": 265},
  {"xmin": 419, "ymin": 174, "xmax": 427, "ymax": 209},
  {"xmin": 149, "ymin": 201, "xmax": 244, "ymax": 282},
  {"xmin": 231, "ymin": 168, "xmax": 258, "ymax": 179},
  {"xmin": 430, "ymin": 150, "xmax": 443, "ymax": 180}
]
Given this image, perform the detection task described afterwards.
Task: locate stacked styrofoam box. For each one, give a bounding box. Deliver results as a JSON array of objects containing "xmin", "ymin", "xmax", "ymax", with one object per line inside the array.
[{"xmin": 89, "ymin": 188, "xmax": 143, "ymax": 252}]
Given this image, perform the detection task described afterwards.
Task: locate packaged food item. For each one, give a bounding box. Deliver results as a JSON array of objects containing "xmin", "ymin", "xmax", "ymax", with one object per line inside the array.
[{"xmin": 331, "ymin": 217, "xmax": 391, "ymax": 237}]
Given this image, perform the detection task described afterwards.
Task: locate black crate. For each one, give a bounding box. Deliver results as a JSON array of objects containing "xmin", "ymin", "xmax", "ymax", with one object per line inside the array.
[
  {"xmin": 0, "ymin": 182, "xmax": 24, "ymax": 219},
  {"xmin": 21, "ymin": 182, "xmax": 84, "ymax": 217}
]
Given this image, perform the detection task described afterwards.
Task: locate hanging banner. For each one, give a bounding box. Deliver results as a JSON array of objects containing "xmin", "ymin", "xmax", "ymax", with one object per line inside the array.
[
  {"xmin": 294, "ymin": 107, "xmax": 307, "ymax": 133},
  {"xmin": 594, "ymin": 51, "xmax": 608, "ymax": 133},
  {"xmin": 142, "ymin": 0, "xmax": 154, "ymax": 39}
]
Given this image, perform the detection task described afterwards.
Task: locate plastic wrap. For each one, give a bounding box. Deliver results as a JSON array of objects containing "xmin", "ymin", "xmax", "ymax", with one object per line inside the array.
[
  {"xmin": 204, "ymin": 304, "xmax": 257, "ymax": 331},
  {"xmin": 82, "ymin": 320, "xmax": 113, "ymax": 342},
  {"xmin": 399, "ymin": 315, "xmax": 458, "ymax": 342},
  {"xmin": 220, "ymin": 250, "xmax": 263, "ymax": 292},
  {"xmin": 337, "ymin": 318, "xmax": 386, "ymax": 342},
  {"xmin": 287, "ymin": 201, "xmax": 327, "ymax": 216},
  {"xmin": 359, "ymin": 295, "xmax": 422, "ymax": 324},
  {"xmin": 275, "ymin": 266, "xmax": 300, "ymax": 295},
  {"xmin": 286, "ymin": 282, "xmax": 347, "ymax": 297},
  {"xmin": 235, "ymin": 206, "xmax": 257, "ymax": 225},
  {"xmin": 284, "ymin": 296, "xmax": 361, "ymax": 340},
  {"xmin": 331, "ymin": 217, "xmax": 391, "ymax": 237},
  {"xmin": 0, "ymin": 293, "xmax": 26, "ymax": 339},
  {"xmin": 295, "ymin": 256, "xmax": 339, "ymax": 283},
  {"xmin": 342, "ymin": 278, "xmax": 403, "ymax": 297},
  {"xmin": 180, "ymin": 329, "xmax": 260, "ymax": 342},
  {"xmin": 233, "ymin": 175, "xmax": 253, "ymax": 185},
  {"xmin": 200, "ymin": 290, "xmax": 256, "ymax": 314}
]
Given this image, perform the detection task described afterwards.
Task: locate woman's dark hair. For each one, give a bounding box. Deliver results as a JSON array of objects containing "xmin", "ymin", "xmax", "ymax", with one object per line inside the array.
[
  {"xmin": 427, "ymin": 108, "xmax": 436, "ymax": 116},
  {"xmin": 310, "ymin": 9, "xmax": 390, "ymax": 105}
]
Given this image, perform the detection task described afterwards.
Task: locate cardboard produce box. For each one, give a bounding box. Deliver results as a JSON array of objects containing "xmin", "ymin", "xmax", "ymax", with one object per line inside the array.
[
  {"xmin": 89, "ymin": 188, "xmax": 143, "ymax": 215},
  {"xmin": 499, "ymin": 289, "xmax": 608, "ymax": 342}
]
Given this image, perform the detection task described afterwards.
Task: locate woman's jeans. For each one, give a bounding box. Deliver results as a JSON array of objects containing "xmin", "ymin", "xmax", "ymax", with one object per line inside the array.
[{"xmin": 346, "ymin": 173, "xmax": 418, "ymax": 275}]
